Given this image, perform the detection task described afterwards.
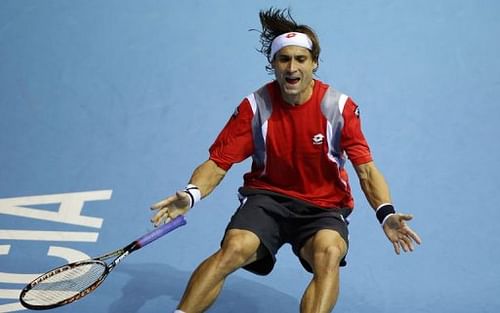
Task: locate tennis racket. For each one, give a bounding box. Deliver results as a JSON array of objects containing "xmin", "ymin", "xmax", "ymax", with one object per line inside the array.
[{"xmin": 19, "ymin": 215, "xmax": 187, "ymax": 310}]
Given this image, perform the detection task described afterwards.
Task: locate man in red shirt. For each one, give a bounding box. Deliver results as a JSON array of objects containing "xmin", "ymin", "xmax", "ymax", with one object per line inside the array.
[{"xmin": 151, "ymin": 8, "xmax": 421, "ymax": 313}]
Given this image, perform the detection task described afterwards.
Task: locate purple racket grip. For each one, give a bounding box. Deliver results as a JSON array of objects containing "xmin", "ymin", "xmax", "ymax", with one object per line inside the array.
[{"xmin": 137, "ymin": 215, "xmax": 186, "ymax": 248}]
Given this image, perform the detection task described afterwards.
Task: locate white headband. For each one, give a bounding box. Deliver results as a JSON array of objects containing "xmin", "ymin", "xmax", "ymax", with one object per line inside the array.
[{"xmin": 270, "ymin": 32, "xmax": 313, "ymax": 60}]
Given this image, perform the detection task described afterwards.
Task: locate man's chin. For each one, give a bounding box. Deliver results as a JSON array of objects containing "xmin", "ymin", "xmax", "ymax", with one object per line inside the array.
[
  {"xmin": 283, "ymin": 89, "xmax": 301, "ymax": 98},
  {"xmin": 282, "ymin": 84, "xmax": 301, "ymax": 94}
]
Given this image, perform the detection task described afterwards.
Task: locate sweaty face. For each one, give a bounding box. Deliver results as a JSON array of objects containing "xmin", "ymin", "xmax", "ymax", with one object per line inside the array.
[{"xmin": 272, "ymin": 45, "xmax": 317, "ymax": 105}]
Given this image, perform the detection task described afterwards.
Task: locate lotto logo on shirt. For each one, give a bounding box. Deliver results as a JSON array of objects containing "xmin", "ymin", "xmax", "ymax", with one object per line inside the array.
[{"xmin": 312, "ymin": 133, "xmax": 325, "ymax": 145}]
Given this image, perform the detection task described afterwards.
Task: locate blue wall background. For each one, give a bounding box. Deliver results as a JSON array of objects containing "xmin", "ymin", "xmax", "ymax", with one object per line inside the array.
[{"xmin": 1, "ymin": 0, "xmax": 499, "ymax": 312}]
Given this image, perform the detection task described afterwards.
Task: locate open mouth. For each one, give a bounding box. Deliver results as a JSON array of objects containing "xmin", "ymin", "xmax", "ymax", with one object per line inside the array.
[{"xmin": 285, "ymin": 77, "xmax": 300, "ymax": 85}]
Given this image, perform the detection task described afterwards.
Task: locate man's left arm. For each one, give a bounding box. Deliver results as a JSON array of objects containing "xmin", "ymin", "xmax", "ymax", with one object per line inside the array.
[{"xmin": 354, "ymin": 161, "xmax": 422, "ymax": 254}]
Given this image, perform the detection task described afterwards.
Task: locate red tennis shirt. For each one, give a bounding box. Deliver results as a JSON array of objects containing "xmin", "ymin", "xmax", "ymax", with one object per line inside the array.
[{"xmin": 209, "ymin": 80, "xmax": 372, "ymax": 209}]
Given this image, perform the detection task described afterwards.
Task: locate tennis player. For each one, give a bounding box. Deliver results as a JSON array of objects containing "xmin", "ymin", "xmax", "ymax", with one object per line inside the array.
[{"xmin": 151, "ymin": 8, "xmax": 421, "ymax": 313}]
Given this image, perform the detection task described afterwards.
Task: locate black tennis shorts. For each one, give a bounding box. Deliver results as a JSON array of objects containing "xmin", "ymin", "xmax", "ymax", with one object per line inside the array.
[{"xmin": 223, "ymin": 187, "xmax": 351, "ymax": 275}]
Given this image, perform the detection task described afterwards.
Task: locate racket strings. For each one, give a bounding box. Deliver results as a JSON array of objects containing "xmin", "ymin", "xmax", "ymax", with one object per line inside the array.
[{"xmin": 22, "ymin": 262, "xmax": 107, "ymax": 306}]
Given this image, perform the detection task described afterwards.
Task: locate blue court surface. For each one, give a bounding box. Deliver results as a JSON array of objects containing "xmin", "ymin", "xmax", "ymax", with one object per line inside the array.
[{"xmin": 1, "ymin": 1, "xmax": 499, "ymax": 312}]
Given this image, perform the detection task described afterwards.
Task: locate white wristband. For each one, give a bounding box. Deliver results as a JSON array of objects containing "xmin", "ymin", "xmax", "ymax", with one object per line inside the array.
[{"xmin": 184, "ymin": 184, "xmax": 201, "ymax": 208}]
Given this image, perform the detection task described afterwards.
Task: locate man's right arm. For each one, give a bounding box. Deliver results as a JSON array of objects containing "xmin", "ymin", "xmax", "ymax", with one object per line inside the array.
[
  {"xmin": 150, "ymin": 97, "xmax": 253, "ymax": 226},
  {"xmin": 150, "ymin": 159, "xmax": 227, "ymax": 226},
  {"xmin": 188, "ymin": 159, "xmax": 227, "ymax": 199}
]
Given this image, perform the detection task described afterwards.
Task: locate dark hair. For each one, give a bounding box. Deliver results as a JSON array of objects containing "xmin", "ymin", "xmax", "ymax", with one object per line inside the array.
[{"xmin": 257, "ymin": 7, "xmax": 321, "ymax": 73}]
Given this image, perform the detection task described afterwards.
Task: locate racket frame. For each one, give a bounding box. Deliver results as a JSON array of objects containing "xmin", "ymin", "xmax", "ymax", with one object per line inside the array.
[
  {"xmin": 19, "ymin": 259, "xmax": 110, "ymax": 310},
  {"xmin": 19, "ymin": 215, "xmax": 186, "ymax": 310}
]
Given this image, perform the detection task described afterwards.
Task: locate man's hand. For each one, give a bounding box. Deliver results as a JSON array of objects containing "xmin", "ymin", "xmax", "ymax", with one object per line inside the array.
[
  {"xmin": 150, "ymin": 191, "xmax": 191, "ymax": 227},
  {"xmin": 383, "ymin": 213, "xmax": 422, "ymax": 255}
]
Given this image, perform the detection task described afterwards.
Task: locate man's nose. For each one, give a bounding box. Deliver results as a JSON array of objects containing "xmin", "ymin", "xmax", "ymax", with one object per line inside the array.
[{"xmin": 287, "ymin": 59, "xmax": 297, "ymax": 72}]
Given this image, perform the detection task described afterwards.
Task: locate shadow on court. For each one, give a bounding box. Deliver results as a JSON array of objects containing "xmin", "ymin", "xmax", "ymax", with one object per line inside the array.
[{"xmin": 108, "ymin": 263, "xmax": 299, "ymax": 313}]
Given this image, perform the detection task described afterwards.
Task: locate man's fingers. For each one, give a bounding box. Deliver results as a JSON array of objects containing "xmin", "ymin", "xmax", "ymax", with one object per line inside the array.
[
  {"xmin": 406, "ymin": 229, "xmax": 422, "ymax": 245},
  {"xmin": 150, "ymin": 208, "xmax": 165, "ymax": 224},
  {"xmin": 149, "ymin": 192, "xmax": 191, "ymax": 227},
  {"xmin": 151, "ymin": 208, "xmax": 173, "ymax": 227},
  {"xmin": 392, "ymin": 230, "xmax": 421, "ymax": 255},
  {"xmin": 392, "ymin": 241, "xmax": 401, "ymax": 255},
  {"xmin": 151, "ymin": 194, "xmax": 178, "ymax": 210},
  {"xmin": 398, "ymin": 213, "xmax": 413, "ymax": 222},
  {"xmin": 400, "ymin": 235, "xmax": 414, "ymax": 252},
  {"xmin": 393, "ymin": 236, "xmax": 412, "ymax": 254},
  {"xmin": 151, "ymin": 200, "xmax": 166, "ymax": 211},
  {"xmin": 386, "ymin": 213, "xmax": 421, "ymax": 255}
]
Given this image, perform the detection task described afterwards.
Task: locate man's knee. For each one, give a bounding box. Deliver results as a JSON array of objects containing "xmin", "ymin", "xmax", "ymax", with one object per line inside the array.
[
  {"xmin": 314, "ymin": 244, "xmax": 344, "ymax": 266},
  {"xmin": 217, "ymin": 229, "xmax": 261, "ymax": 270},
  {"xmin": 301, "ymin": 230, "xmax": 347, "ymax": 273}
]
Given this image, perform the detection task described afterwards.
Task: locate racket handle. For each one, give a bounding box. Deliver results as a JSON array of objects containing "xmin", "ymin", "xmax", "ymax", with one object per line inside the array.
[{"xmin": 137, "ymin": 215, "xmax": 187, "ymax": 248}]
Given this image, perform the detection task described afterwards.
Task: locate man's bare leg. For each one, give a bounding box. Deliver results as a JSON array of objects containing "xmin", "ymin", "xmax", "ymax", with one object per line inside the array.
[
  {"xmin": 177, "ymin": 229, "xmax": 261, "ymax": 313},
  {"xmin": 299, "ymin": 230, "xmax": 347, "ymax": 313}
]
